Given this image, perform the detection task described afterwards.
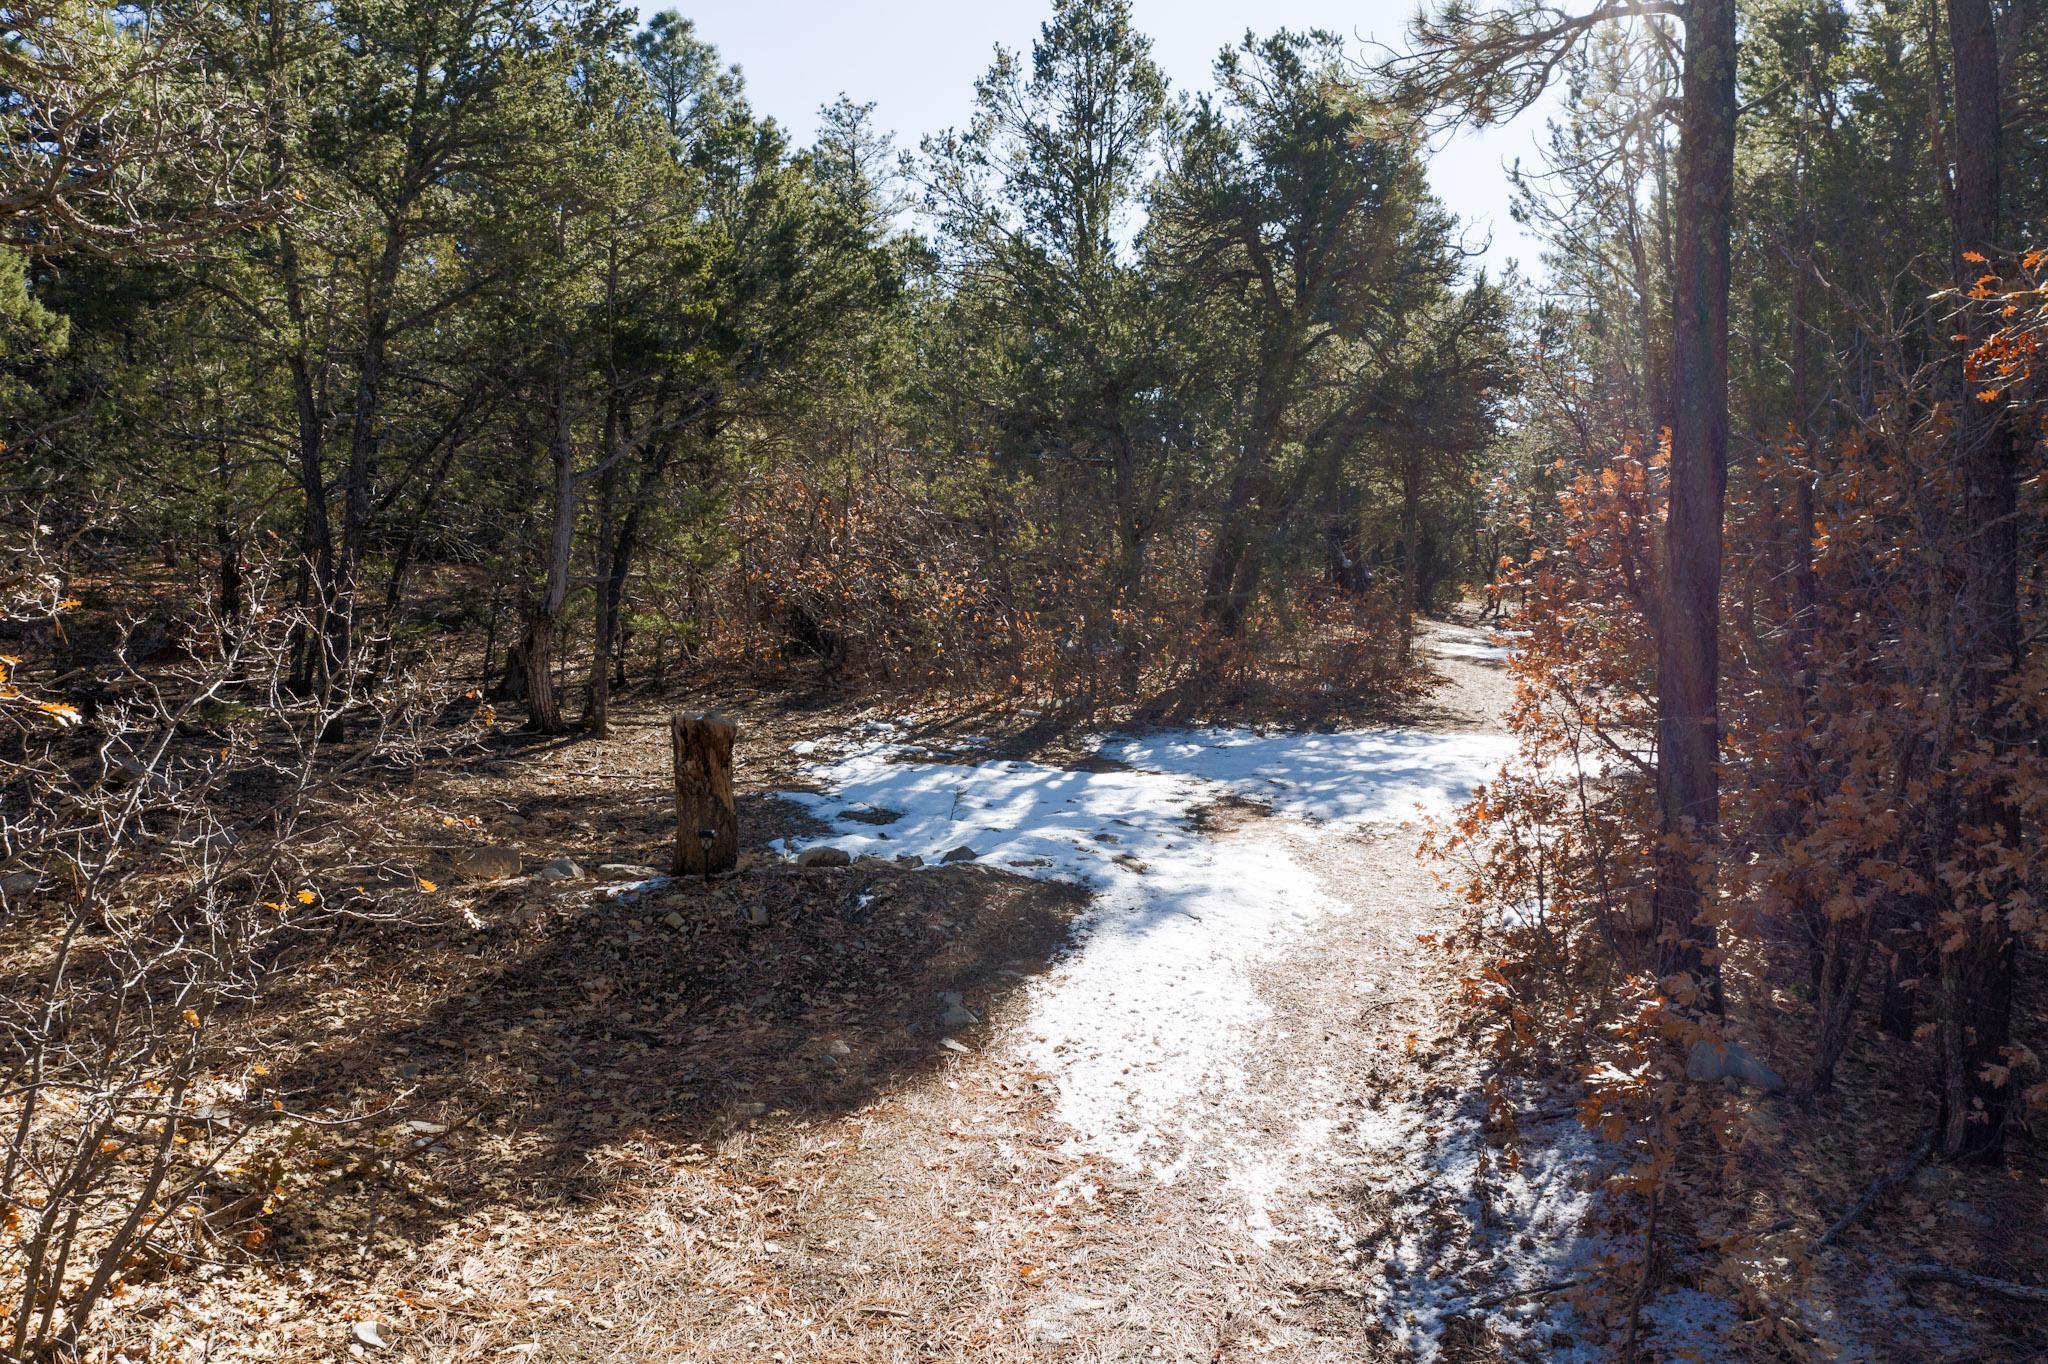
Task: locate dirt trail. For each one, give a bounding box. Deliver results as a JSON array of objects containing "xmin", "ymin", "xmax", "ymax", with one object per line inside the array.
[
  {"xmin": 260, "ymin": 619, "xmax": 1538, "ymax": 1364},
  {"xmin": 348, "ymin": 618, "xmax": 1540, "ymax": 1359}
]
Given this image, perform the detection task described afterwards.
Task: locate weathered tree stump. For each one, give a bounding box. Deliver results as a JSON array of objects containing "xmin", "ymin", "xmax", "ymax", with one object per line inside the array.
[{"xmin": 671, "ymin": 712, "xmax": 738, "ymax": 876}]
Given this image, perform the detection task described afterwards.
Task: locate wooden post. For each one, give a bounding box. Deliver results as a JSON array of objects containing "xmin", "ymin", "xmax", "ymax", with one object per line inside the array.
[{"xmin": 671, "ymin": 712, "xmax": 738, "ymax": 876}]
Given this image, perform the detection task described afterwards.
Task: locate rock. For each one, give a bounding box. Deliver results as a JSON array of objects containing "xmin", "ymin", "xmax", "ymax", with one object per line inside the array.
[
  {"xmin": 744, "ymin": 903, "xmax": 771, "ymax": 926},
  {"xmin": 941, "ymin": 1005, "xmax": 980, "ymax": 1030},
  {"xmin": 1686, "ymin": 1039, "xmax": 1787, "ymax": 1094},
  {"xmin": 940, "ymin": 845, "xmax": 979, "ymax": 864},
  {"xmin": 107, "ymin": 751, "xmax": 175, "ymax": 797},
  {"xmin": 895, "ymin": 853, "xmax": 925, "ymax": 868},
  {"xmin": 1112, "ymin": 852, "xmax": 1150, "ymax": 874},
  {"xmin": 842, "ymin": 805, "xmax": 904, "ymax": 826},
  {"xmin": 826, "ymin": 1039, "xmax": 852, "ymax": 1057},
  {"xmin": 939, "ymin": 1037, "xmax": 972, "ymax": 1054},
  {"xmin": 0, "ymin": 871, "xmax": 38, "ymax": 900},
  {"xmin": 1942, "ymin": 1199, "xmax": 1996, "ymax": 1231},
  {"xmin": 450, "ymin": 846, "xmax": 524, "ymax": 882},
  {"xmin": 661, "ymin": 911, "xmax": 686, "ymax": 930},
  {"xmin": 854, "ymin": 854, "xmax": 892, "ymax": 867},
  {"xmin": 597, "ymin": 863, "xmax": 663, "ymax": 881},
  {"xmin": 797, "ymin": 846, "xmax": 852, "ymax": 868},
  {"xmin": 1908, "ymin": 1164, "xmax": 1958, "ymax": 1195},
  {"xmin": 537, "ymin": 858, "xmax": 584, "ymax": 882}
]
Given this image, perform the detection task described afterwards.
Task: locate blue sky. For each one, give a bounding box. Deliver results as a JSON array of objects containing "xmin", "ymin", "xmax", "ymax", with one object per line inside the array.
[{"xmin": 654, "ymin": 1, "xmax": 1556, "ymax": 279}]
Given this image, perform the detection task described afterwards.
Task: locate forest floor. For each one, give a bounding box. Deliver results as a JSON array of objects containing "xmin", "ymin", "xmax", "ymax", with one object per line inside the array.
[{"xmin": 98, "ymin": 617, "xmax": 2035, "ymax": 1363}]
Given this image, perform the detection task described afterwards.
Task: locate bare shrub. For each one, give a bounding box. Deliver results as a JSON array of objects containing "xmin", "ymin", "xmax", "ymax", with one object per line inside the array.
[{"xmin": 0, "ymin": 540, "xmax": 481, "ymax": 1359}]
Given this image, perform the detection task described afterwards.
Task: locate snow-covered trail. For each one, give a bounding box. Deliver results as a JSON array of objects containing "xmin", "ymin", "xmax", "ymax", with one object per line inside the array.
[
  {"xmin": 760, "ymin": 622, "xmax": 1631, "ymax": 1359},
  {"xmin": 775, "ymin": 722, "xmax": 1513, "ymax": 1178}
]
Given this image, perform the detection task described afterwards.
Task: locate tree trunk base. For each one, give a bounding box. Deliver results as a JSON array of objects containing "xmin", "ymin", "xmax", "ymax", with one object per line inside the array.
[{"xmin": 672, "ymin": 713, "xmax": 738, "ymax": 876}]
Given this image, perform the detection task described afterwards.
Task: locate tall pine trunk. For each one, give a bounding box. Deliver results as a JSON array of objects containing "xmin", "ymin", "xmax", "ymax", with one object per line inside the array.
[
  {"xmin": 332, "ymin": 240, "xmax": 402, "ymax": 693},
  {"xmin": 1653, "ymin": 0, "xmax": 1736, "ymax": 1006},
  {"xmin": 1934, "ymin": 0, "xmax": 2019, "ymax": 1162},
  {"xmin": 585, "ymin": 464, "xmax": 618, "ymax": 739},
  {"xmin": 526, "ymin": 339, "xmax": 578, "ymax": 735},
  {"xmin": 1400, "ymin": 450, "xmax": 1424, "ymax": 653}
]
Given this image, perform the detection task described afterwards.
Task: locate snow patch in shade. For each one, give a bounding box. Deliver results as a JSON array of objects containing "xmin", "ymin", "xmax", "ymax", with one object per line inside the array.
[{"xmin": 1098, "ymin": 727, "xmax": 1515, "ymax": 825}]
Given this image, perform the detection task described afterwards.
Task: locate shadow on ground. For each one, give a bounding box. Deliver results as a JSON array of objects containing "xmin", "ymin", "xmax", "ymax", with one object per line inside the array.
[{"xmin": 257, "ymin": 858, "xmax": 1084, "ymax": 1264}]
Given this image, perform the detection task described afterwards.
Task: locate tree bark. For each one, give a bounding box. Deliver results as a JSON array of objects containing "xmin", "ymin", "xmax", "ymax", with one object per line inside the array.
[
  {"xmin": 1934, "ymin": 0, "xmax": 2019, "ymax": 1163},
  {"xmin": 671, "ymin": 713, "xmax": 738, "ymax": 876},
  {"xmin": 285, "ymin": 345, "xmax": 333, "ymax": 697},
  {"xmin": 1652, "ymin": 0, "xmax": 1736, "ymax": 1008},
  {"xmin": 332, "ymin": 237, "xmax": 403, "ymax": 688},
  {"xmin": 584, "ymin": 437, "xmax": 621, "ymax": 738},
  {"xmin": 1401, "ymin": 449, "xmax": 1424, "ymax": 651},
  {"xmin": 525, "ymin": 338, "xmax": 579, "ymax": 735},
  {"xmin": 518, "ymin": 601, "xmax": 561, "ymax": 732},
  {"xmin": 1879, "ymin": 926, "xmax": 1921, "ymax": 1042}
]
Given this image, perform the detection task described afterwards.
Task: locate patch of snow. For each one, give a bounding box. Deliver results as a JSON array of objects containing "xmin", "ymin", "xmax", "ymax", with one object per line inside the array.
[
  {"xmin": 776, "ymin": 726, "xmax": 1511, "ymax": 1176},
  {"xmin": 1351, "ymin": 1090, "xmax": 1606, "ymax": 1361},
  {"xmin": 1428, "ymin": 638, "xmax": 1513, "ymax": 661},
  {"xmin": 1425, "ymin": 622, "xmax": 1517, "ymax": 662},
  {"xmin": 1636, "ymin": 1288, "xmax": 1745, "ymax": 1361},
  {"xmin": 595, "ymin": 875, "xmax": 672, "ymax": 900},
  {"xmin": 1099, "ymin": 728, "xmax": 1514, "ymax": 825}
]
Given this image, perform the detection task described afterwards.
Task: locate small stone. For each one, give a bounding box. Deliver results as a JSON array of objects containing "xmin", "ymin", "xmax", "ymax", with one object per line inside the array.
[
  {"xmin": 895, "ymin": 853, "xmax": 925, "ymax": 868},
  {"xmin": 826, "ymin": 1040, "xmax": 852, "ymax": 1056},
  {"xmin": 661, "ymin": 911, "xmax": 686, "ymax": 930},
  {"xmin": 1112, "ymin": 853, "xmax": 1150, "ymax": 874},
  {"xmin": 0, "ymin": 870, "xmax": 38, "ymax": 899},
  {"xmin": 940, "ymin": 845, "xmax": 979, "ymax": 864},
  {"xmin": 939, "ymin": 1037, "xmax": 972, "ymax": 1054},
  {"xmin": 1942, "ymin": 1199, "xmax": 1996, "ymax": 1230},
  {"xmin": 797, "ymin": 846, "xmax": 852, "ymax": 868},
  {"xmin": 842, "ymin": 805, "xmax": 904, "ymax": 826},
  {"xmin": 854, "ymin": 854, "xmax": 892, "ymax": 867},
  {"xmin": 941, "ymin": 1006, "xmax": 980, "ymax": 1030},
  {"xmin": 1685, "ymin": 1039, "xmax": 1786, "ymax": 1094},
  {"xmin": 1909, "ymin": 1164, "xmax": 1957, "ymax": 1195},
  {"xmin": 538, "ymin": 858, "xmax": 584, "ymax": 882},
  {"xmin": 745, "ymin": 903, "xmax": 770, "ymax": 926},
  {"xmin": 450, "ymin": 846, "xmax": 523, "ymax": 882}
]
